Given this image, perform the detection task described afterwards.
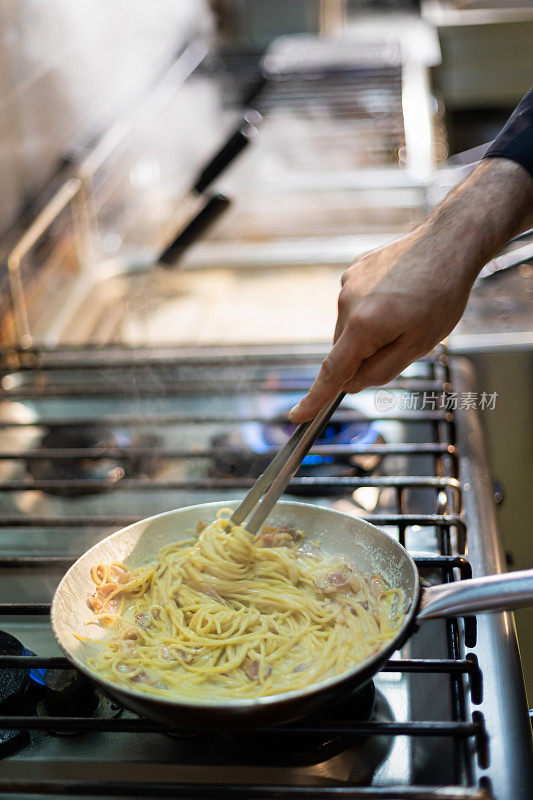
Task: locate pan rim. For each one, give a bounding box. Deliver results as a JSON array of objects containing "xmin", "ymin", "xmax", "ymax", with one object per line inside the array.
[{"xmin": 50, "ymin": 499, "xmax": 420, "ymax": 713}]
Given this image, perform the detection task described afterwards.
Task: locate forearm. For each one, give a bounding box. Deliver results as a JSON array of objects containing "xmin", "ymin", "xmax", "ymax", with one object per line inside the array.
[
  {"xmin": 415, "ymin": 158, "xmax": 533, "ymax": 287},
  {"xmin": 290, "ymin": 157, "xmax": 533, "ymax": 422},
  {"xmin": 290, "ymin": 93, "xmax": 533, "ymax": 422}
]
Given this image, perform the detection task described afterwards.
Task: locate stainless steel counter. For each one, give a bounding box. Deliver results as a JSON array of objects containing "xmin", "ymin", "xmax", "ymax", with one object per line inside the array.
[{"xmin": 452, "ymin": 357, "xmax": 533, "ymax": 800}]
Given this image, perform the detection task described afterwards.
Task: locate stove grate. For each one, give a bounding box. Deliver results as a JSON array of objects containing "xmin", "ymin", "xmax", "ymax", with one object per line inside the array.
[
  {"xmin": 0, "ymin": 345, "xmax": 492, "ymax": 798},
  {"xmin": 0, "ymin": 782, "xmax": 493, "ymax": 799}
]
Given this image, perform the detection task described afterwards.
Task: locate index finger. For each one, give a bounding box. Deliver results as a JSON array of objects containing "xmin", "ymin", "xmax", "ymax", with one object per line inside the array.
[{"xmin": 289, "ymin": 329, "xmax": 368, "ymax": 422}]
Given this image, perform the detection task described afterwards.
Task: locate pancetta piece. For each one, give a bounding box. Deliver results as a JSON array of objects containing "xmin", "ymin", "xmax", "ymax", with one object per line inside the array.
[
  {"xmin": 242, "ymin": 657, "xmax": 272, "ymax": 681},
  {"xmin": 88, "ymin": 583, "xmax": 121, "ymax": 614},
  {"xmin": 255, "ymin": 525, "xmax": 304, "ymax": 548},
  {"xmin": 370, "ymin": 574, "xmax": 386, "ymax": 601},
  {"xmin": 109, "ymin": 565, "xmax": 130, "ymax": 584},
  {"xmin": 177, "ymin": 649, "xmax": 194, "ymax": 664},
  {"xmin": 314, "ymin": 566, "xmax": 362, "ymax": 596}
]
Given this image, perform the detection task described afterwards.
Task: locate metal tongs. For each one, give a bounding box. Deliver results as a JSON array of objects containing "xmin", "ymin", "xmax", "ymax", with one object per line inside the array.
[{"xmin": 229, "ymin": 391, "xmax": 345, "ymax": 535}]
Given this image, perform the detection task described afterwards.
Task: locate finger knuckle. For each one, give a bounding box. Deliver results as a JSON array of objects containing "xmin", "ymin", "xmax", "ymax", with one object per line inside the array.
[
  {"xmin": 356, "ymin": 300, "xmax": 381, "ymax": 323},
  {"xmin": 344, "ymin": 312, "xmax": 361, "ymax": 332},
  {"xmin": 346, "ymin": 311, "xmax": 375, "ymax": 337},
  {"xmin": 337, "ymin": 290, "xmax": 349, "ymax": 312},
  {"xmin": 340, "ymin": 270, "xmax": 351, "ymax": 287},
  {"xmin": 319, "ymin": 357, "xmax": 339, "ymax": 384},
  {"xmin": 343, "ymin": 379, "xmax": 361, "ymax": 394}
]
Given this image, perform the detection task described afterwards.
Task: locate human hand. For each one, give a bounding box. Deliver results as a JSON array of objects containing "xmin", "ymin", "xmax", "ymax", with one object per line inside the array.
[
  {"xmin": 288, "ymin": 228, "xmax": 473, "ymax": 422},
  {"xmin": 288, "ymin": 158, "xmax": 532, "ymax": 423}
]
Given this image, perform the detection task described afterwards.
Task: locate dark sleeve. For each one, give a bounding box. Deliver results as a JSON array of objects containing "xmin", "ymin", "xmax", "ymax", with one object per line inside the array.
[{"xmin": 483, "ymin": 88, "xmax": 533, "ymax": 178}]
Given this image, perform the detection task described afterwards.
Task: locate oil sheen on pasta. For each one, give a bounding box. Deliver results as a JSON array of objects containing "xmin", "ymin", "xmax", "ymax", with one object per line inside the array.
[{"xmin": 82, "ymin": 515, "xmax": 405, "ymax": 700}]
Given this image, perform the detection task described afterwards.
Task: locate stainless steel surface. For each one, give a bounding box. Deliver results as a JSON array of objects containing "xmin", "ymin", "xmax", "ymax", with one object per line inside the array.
[
  {"xmin": 262, "ymin": 35, "xmax": 401, "ymax": 76},
  {"xmin": 0, "ymin": 345, "xmax": 529, "ymax": 797},
  {"xmin": 423, "ymin": 2, "xmax": 533, "ymax": 109},
  {"xmin": 2, "ymin": 24, "xmax": 441, "ymax": 349},
  {"xmin": 452, "ymin": 357, "xmax": 533, "ymax": 800},
  {"xmin": 76, "ymin": 41, "xmax": 210, "ymax": 189},
  {"xmin": 462, "ymin": 349, "xmax": 533, "ymax": 700},
  {"xmin": 1, "ymin": 40, "xmax": 239, "ymax": 349},
  {"xmin": 51, "ymin": 499, "xmax": 419, "ymax": 729},
  {"xmin": 450, "ymin": 330, "xmax": 533, "ymax": 353},
  {"xmin": 231, "ymin": 391, "xmax": 345, "ymax": 533},
  {"xmin": 0, "ymin": 0, "xmax": 210, "ymax": 237},
  {"xmin": 430, "ymin": 168, "xmax": 533, "ymax": 354},
  {"xmin": 478, "ymin": 241, "xmax": 533, "ymax": 280},
  {"xmin": 7, "ymin": 179, "xmax": 83, "ymax": 349},
  {"xmin": 450, "ymin": 237, "xmax": 533, "ymax": 353},
  {"xmin": 423, "ymin": 0, "xmax": 533, "ymax": 24},
  {"xmin": 418, "ymin": 569, "xmax": 533, "ymax": 619}
]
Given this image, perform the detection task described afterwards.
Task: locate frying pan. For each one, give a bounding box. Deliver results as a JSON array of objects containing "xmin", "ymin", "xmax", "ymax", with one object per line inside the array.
[{"xmin": 51, "ymin": 500, "xmax": 533, "ymax": 730}]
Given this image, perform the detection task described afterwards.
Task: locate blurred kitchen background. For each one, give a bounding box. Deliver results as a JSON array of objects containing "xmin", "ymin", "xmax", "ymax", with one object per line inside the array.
[{"xmin": 0, "ymin": 0, "xmax": 531, "ymax": 695}]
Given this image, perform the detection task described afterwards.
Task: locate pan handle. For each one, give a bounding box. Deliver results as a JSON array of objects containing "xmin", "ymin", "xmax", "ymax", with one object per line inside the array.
[{"xmin": 417, "ymin": 569, "xmax": 533, "ymax": 620}]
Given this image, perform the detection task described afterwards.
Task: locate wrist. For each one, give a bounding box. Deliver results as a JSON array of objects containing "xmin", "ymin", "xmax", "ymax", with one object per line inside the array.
[{"xmin": 417, "ymin": 158, "xmax": 533, "ymax": 284}]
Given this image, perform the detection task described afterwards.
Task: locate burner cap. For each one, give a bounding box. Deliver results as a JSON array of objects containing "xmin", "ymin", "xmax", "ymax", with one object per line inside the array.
[
  {"xmin": 0, "ymin": 629, "xmax": 30, "ymax": 756},
  {"xmin": 0, "ymin": 630, "xmax": 28, "ymax": 706},
  {"xmin": 26, "ymin": 425, "xmax": 162, "ymax": 497},
  {"xmin": 43, "ymin": 668, "xmax": 98, "ymax": 716},
  {"xmin": 36, "ymin": 679, "xmax": 122, "ymax": 736}
]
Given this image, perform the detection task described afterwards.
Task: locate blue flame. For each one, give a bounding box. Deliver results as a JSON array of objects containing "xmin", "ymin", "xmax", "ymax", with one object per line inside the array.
[
  {"xmin": 21, "ymin": 647, "xmax": 47, "ymax": 685},
  {"xmin": 303, "ymin": 454, "xmax": 335, "ymax": 465}
]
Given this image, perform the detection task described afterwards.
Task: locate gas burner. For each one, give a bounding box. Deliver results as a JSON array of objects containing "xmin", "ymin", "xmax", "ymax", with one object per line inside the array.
[
  {"xmin": 36, "ymin": 669, "xmax": 121, "ymax": 736},
  {"xmin": 26, "ymin": 425, "xmax": 162, "ymax": 496},
  {"xmin": 210, "ymin": 408, "xmax": 385, "ymax": 493},
  {"xmin": 218, "ymin": 681, "xmax": 377, "ymax": 766},
  {"xmin": 0, "ymin": 630, "xmax": 30, "ymax": 756},
  {"xmin": 0, "ymin": 630, "xmax": 123, "ymax": 753}
]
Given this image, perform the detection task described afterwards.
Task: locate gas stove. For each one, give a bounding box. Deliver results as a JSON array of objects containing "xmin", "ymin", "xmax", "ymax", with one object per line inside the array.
[
  {"xmin": 0, "ymin": 24, "xmax": 530, "ymax": 800},
  {"xmin": 0, "ymin": 343, "xmax": 530, "ymax": 799}
]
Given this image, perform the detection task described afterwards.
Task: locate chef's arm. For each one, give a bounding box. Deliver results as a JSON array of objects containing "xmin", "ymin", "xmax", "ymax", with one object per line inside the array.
[{"xmin": 289, "ymin": 154, "xmax": 533, "ymax": 422}]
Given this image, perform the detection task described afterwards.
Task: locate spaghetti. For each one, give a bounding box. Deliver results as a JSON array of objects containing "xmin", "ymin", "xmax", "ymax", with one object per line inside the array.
[{"xmin": 82, "ymin": 513, "xmax": 405, "ymax": 700}]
